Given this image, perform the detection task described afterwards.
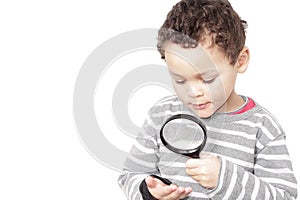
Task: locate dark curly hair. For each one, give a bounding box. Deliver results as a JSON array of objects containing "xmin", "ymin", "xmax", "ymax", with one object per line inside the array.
[{"xmin": 157, "ymin": 0, "xmax": 247, "ymax": 65}]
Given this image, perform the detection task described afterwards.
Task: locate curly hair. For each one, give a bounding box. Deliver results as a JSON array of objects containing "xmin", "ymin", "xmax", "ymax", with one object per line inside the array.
[{"xmin": 157, "ymin": 0, "xmax": 247, "ymax": 65}]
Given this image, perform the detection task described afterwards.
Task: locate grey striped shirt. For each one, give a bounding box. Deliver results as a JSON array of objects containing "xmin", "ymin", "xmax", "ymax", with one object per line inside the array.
[{"xmin": 118, "ymin": 95, "xmax": 297, "ymax": 199}]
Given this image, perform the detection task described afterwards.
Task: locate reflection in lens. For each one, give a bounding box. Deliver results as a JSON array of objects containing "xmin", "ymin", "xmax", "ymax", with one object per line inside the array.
[{"xmin": 162, "ymin": 118, "xmax": 204, "ymax": 151}]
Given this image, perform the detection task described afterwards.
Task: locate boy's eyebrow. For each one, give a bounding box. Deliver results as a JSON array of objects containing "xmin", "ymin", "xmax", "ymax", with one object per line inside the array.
[
  {"xmin": 169, "ymin": 69, "xmax": 219, "ymax": 78},
  {"xmin": 196, "ymin": 70, "xmax": 219, "ymax": 78},
  {"xmin": 169, "ymin": 71, "xmax": 184, "ymax": 78}
]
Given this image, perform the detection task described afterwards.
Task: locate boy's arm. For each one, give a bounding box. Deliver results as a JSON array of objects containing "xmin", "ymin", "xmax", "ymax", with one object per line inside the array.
[
  {"xmin": 118, "ymin": 113, "xmax": 161, "ymax": 200},
  {"xmin": 207, "ymin": 132, "xmax": 297, "ymax": 199}
]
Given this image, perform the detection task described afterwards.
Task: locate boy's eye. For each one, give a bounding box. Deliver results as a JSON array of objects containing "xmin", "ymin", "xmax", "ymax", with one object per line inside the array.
[
  {"xmin": 203, "ymin": 78, "xmax": 216, "ymax": 84},
  {"xmin": 175, "ymin": 79, "xmax": 186, "ymax": 84}
]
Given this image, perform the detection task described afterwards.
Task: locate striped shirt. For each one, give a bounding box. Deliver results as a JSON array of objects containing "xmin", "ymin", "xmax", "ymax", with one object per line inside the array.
[{"xmin": 118, "ymin": 95, "xmax": 297, "ymax": 199}]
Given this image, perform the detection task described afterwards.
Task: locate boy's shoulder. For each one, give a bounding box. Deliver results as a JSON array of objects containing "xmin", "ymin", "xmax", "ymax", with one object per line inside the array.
[
  {"xmin": 246, "ymin": 98, "xmax": 286, "ymax": 147},
  {"xmin": 237, "ymin": 97, "xmax": 284, "ymax": 136},
  {"xmin": 248, "ymin": 98, "xmax": 281, "ymax": 124}
]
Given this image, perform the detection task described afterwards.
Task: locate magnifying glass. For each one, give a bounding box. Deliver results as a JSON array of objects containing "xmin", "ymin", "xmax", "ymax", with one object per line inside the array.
[{"xmin": 160, "ymin": 114, "xmax": 207, "ymax": 158}]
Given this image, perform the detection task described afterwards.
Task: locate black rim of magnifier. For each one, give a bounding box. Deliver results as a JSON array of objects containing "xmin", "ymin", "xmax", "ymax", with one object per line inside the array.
[{"xmin": 160, "ymin": 114, "xmax": 207, "ymax": 158}]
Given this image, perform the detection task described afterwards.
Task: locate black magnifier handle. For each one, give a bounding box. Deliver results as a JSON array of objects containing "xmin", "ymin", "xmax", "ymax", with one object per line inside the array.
[
  {"xmin": 184, "ymin": 151, "xmax": 200, "ymax": 159},
  {"xmin": 150, "ymin": 175, "xmax": 172, "ymax": 185}
]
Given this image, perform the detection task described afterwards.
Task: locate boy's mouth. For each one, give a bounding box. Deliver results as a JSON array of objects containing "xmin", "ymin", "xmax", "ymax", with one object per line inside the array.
[{"xmin": 190, "ymin": 102, "xmax": 210, "ymax": 110}]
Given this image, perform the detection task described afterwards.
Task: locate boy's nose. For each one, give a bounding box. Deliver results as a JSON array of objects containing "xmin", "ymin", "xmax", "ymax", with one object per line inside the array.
[{"xmin": 187, "ymin": 83, "xmax": 205, "ymax": 98}]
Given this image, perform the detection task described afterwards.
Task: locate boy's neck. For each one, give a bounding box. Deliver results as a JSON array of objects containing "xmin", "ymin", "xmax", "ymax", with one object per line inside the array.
[{"xmin": 218, "ymin": 91, "xmax": 245, "ymax": 113}]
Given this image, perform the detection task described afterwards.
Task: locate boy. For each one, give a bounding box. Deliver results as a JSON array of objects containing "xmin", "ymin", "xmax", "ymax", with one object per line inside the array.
[{"xmin": 118, "ymin": 0, "xmax": 297, "ymax": 199}]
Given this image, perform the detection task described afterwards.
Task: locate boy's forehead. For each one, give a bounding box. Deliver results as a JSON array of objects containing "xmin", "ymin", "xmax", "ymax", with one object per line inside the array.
[{"xmin": 163, "ymin": 43, "xmax": 218, "ymax": 73}]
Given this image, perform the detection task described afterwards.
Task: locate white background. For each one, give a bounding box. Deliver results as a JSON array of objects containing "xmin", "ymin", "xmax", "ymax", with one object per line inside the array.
[{"xmin": 1, "ymin": 0, "xmax": 299, "ymax": 199}]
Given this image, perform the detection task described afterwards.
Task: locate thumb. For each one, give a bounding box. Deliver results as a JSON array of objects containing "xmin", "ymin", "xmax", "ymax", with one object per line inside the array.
[
  {"xmin": 145, "ymin": 176, "xmax": 157, "ymax": 188},
  {"xmin": 199, "ymin": 152, "xmax": 214, "ymax": 159}
]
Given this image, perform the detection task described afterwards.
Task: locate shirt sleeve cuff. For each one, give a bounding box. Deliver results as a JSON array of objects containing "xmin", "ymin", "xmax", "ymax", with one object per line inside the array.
[{"xmin": 206, "ymin": 156, "xmax": 226, "ymax": 198}]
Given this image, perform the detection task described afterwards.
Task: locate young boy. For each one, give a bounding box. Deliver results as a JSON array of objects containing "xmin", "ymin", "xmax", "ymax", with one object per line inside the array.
[{"xmin": 118, "ymin": 0, "xmax": 297, "ymax": 199}]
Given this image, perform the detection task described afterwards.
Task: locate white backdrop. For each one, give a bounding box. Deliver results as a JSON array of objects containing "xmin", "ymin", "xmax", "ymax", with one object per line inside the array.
[{"xmin": 0, "ymin": 0, "xmax": 299, "ymax": 199}]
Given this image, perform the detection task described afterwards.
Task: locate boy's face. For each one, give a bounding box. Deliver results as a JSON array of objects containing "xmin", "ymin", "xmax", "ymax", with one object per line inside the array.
[{"xmin": 164, "ymin": 43, "xmax": 240, "ymax": 118}]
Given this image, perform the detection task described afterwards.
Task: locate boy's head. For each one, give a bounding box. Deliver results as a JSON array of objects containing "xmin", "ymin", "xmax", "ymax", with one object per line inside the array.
[
  {"xmin": 157, "ymin": 0, "xmax": 250, "ymax": 118},
  {"xmin": 157, "ymin": 0, "xmax": 247, "ymax": 65}
]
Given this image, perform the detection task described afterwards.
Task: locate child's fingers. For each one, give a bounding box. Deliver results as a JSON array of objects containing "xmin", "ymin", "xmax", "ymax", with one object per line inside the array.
[
  {"xmin": 178, "ymin": 186, "xmax": 193, "ymax": 198},
  {"xmin": 164, "ymin": 186, "xmax": 192, "ymax": 199},
  {"xmin": 146, "ymin": 176, "xmax": 172, "ymax": 188},
  {"xmin": 145, "ymin": 176, "xmax": 192, "ymax": 199},
  {"xmin": 186, "ymin": 154, "xmax": 217, "ymax": 168},
  {"xmin": 199, "ymin": 152, "xmax": 213, "ymax": 158},
  {"xmin": 149, "ymin": 184, "xmax": 178, "ymax": 199},
  {"xmin": 146, "ymin": 176, "xmax": 178, "ymax": 198},
  {"xmin": 186, "ymin": 166, "xmax": 200, "ymax": 176},
  {"xmin": 164, "ymin": 187, "xmax": 185, "ymax": 199},
  {"xmin": 181, "ymin": 187, "xmax": 193, "ymax": 198},
  {"xmin": 185, "ymin": 158, "xmax": 203, "ymax": 168}
]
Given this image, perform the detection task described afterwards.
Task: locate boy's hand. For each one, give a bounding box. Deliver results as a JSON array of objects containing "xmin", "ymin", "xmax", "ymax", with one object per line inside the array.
[
  {"xmin": 185, "ymin": 154, "xmax": 221, "ymax": 189},
  {"xmin": 145, "ymin": 176, "xmax": 192, "ymax": 200}
]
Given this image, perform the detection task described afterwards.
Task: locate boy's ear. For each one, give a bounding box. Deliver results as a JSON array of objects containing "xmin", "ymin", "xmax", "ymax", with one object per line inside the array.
[{"xmin": 236, "ymin": 46, "xmax": 250, "ymax": 73}]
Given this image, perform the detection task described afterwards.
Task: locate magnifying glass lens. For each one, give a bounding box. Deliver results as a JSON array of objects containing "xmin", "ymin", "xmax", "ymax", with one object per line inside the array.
[
  {"xmin": 160, "ymin": 114, "xmax": 207, "ymax": 158},
  {"xmin": 163, "ymin": 118, "xmax": 204, "ymax": 150}
]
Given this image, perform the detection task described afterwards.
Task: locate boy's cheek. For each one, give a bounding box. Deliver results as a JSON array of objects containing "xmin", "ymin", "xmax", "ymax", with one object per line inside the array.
[{"xmin": 173, "ymin": 86, "xmax": 187, "ymax": 101}]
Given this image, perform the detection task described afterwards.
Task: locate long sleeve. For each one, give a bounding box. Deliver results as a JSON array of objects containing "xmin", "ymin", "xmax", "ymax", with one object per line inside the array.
[
  {"xmin": 207, "ymin": 114, "xmax": 297, "ymax": 199},
  {"xmin": 118, "ymin": 112, "xmax": 161, "ymax": 200}
]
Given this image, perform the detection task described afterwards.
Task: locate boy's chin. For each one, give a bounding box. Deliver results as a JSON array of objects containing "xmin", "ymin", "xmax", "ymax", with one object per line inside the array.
[{"xmin": 191, "ymin": 109, "xmax": 214, "ymax": 119}]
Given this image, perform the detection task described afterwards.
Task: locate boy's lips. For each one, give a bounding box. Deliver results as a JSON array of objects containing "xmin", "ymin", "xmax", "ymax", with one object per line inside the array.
[{"xmin": 190, "ymin": 102, "xmax": 211, "ymax": 110}]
